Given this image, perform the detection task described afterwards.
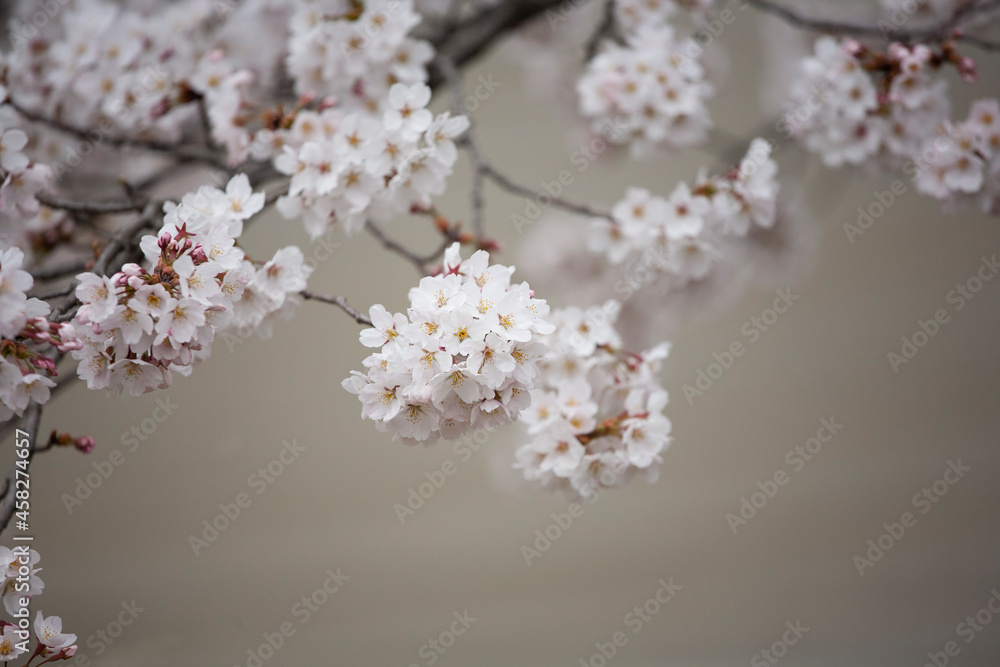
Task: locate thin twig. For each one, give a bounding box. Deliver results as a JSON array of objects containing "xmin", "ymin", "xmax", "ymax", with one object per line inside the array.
[
  {"xmin": 300, "ymin": 290, "xmax": 372, "ymax": 325},
  {"xmin": 264, "ymin": 182, "xmax": 291, "ymax": 209},
  {"xmin": 584, "ymin": 0, "xmax": 617, "ymax": 61},
  {"xmin": 437, "ymin": 57, "xmax": 487, "ymax": 240},
  {"xmin": 475, "ymin": 155, "xmax": 612, "ymax": 219},
  {"xmin": 365, "ymin": 220, "xmax": 432, "ymax": 274},
  {"xmin": 197, "ymin": 97, "xmax": 218, "ymax": 150},
  {"xmin": 51, "ymin": 202, "xmax": 162, "ymax": 323},
  {"xmin": 957, "ymin": 32, "xmax": 1000, "ymax": 50}
]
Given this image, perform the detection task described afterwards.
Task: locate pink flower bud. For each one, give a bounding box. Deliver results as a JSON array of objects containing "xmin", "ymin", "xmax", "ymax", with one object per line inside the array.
[{"xmin": 74, "ymin": 437, "xmax": 95, "ymax": 454}]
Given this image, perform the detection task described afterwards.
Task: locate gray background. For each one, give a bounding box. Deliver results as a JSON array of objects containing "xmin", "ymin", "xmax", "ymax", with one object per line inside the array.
[{"xmin": 20, "ymin": 5, "xmax": 1000, "ymax": 666}]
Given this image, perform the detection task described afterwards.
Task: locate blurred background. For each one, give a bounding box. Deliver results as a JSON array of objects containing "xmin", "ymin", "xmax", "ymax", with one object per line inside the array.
[{"xmin": 19, "ymin": 2, "xmax": 1000, "ymax": 665}]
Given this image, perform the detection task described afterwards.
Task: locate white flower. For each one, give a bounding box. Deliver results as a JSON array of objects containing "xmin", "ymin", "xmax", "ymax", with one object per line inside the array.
[
  {"xmin": 588, "ymin": 139, "xmax": 778, "ymax": 291},
  {"xmin": 345, "ymin": 243, "xmax": 552, "ymax": 444},
  {"xmin": 256, "ymin": 247, "xmax": 311, "ymax": 299},
  {"xmin": 360, "ymin": 305, "xmax": 409, "ymax": 348},
  {"xmin": 515, "ymin": 303, "xmax": 672, "ymax": 500},
  {"xmin": 0, "ymin": 625, "xmax": 26, "ymax": 662},
  {"xmin": 35, "ymin": 612, "xmax": 77, "ymax": 652},
  {"xmin": 222, "ymin": 173, "xmax": 264, "ymax": 221},
  {"xmin": 385, "ymin": 83, "xmax": 433, "ymax": 138},
  {"xmin": 75, "ymin": 273, "xmax": 118, "ymax": 325},
  {"xmin": 577, "ymin": 24, "xmax": 713, "ymax": 154},
  {"xmin": 0, "ymin": 129, "xmax": 28, "ymax": 173}
]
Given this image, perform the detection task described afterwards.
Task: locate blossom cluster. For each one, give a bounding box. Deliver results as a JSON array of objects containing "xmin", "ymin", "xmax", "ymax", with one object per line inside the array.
[
  {"xmin": 0, "ymin": 547, "xmax": 78, "ymax": 663},
  {"xmin": 613, "ymin": 0, "xmax": 714, "ymax": 33},
  {"xmin": 785, "ymin": 36, "xmax": 1000, "ymax": 212},
  {"xmin": 515, "ymin": 302, "xmax": 672, "ymax": 501},
  {"xmin": 577, "ymin": 12, "xmax": 713, "ymax": 154},
  {"xmin": 71, "ymin": 175, "xmax": 311, "ymax": 397},
  {"xmin": 286, "ymin": 0, "xmax": 433, "ymax": 112},
  {"xmin": 588, "ymin": 138, "xmax": 778, "ymax": 289},
  {"xmin": 343, "ymin": 243, "xmax": 554, "ymax": 444},
  {"xmin": 0, "ymin": 247, "xmax": 81, "ymax": 422},
  {"xmin": 273, "ymin": 82, "xmax": 469, "ymax": 237},
  {"xmin": 0, "ymin": 88, "xmax": 54, "ymax": 248}
]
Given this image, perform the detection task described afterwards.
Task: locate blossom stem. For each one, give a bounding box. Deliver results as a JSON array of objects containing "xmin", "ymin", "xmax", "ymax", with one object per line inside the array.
[{"xmin": 300, "ymin": 291, "xmax": 373, "ymax": 326}]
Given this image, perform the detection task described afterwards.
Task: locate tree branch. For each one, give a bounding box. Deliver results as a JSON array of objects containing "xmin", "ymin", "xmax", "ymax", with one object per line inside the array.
[
  {"xmin": 30, "ymin": 258, "xmax": 91, "ymax": 283},
  {"xmin": 365, "ymin": 220, "xmax": 433, "ymax": 274},
  {"xmin": 584, "ymin": 0, "xmax": 617, "ymax": 61},
  {"xmin": 300, "ymin": 290, "xmax": 372, "ymax": 325},
  {"xmin": 745, "ymin": 0, "xmax": 1000, "ymax": 45},
  {"xmin": 7, "ymin": 98, "xmax": 227, "ymax": 170},
  {"xmin": 474, "ymin": 153, "xmax": 612, "ymax": 219},
  {"xmin": 36, "ymin": 191, "xmax": 148, "ymax": 215},
  {"xmin": 427, "ymin": 0, "xmax": 572, "ymax": 87}
]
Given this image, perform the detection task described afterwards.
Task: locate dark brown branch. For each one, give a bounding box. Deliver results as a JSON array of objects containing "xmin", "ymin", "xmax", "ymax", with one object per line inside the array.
[
  {"xmin": 427, "ymin": 0, "xmax": 572, "ymax": 87},
  {"xmin": 746, "ymin": 0, "xmax": 1000, "ymax": 44},
  {"xmin": 30, "ymin": 258, "xmax": 90, "ymax": 282},
  {"xmin": 475, "ymin": 154, "xmax": 612, "ymax": 219},
  {"xmin": 8, "ymin": 98, "xmax": 227, "ymax": 169},
  {"xmin": 584, "ymin": 0, "xmax": 617, "ymax": 61},
  {"xmin": 365, "ymin": 220, "xmax": 432, "ymax": 275},
  {"xmin": 50, "ymin": 202, "xmax": 162, "ymax": 323},
  {"xmin": 36, "ymin": 191, "xmax": 148, "ymax": 215},
  {"xmin": 300, "ymin": 290, "xmax": 372, "ymax": 325},
  {"xmin": 437, "ymin": 57, "xmax": 487, "ymax": 240}
]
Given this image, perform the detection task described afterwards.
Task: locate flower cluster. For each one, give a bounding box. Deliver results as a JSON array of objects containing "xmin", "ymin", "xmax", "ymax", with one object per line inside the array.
[
  {"xmin": 515, "ymin": 302, "xmax": 672, "ymax": 501},
  {"xmin": 286, "ymin": 0, "xmax": 433, "ymax": 112},
  {"xmin": 343, "ymin": 243, "xmax": 554, "ymax": 444},
  {"xmin": 588, "ymin": 138, "xmax": 778, "ymax": 289},
  {"xmin": 71, "ymin": 175, "xmax": 310, "ymax": 397},
  {"xmin": 785, "ymin": 36, "xmax": 1000, "ymax": 211},
  {"xmin": 0, "ymin": 547, "xmax": 78, "ymax": 663},
  {"xmin": 0, "ymin": 247, "xmax": 81, "ymax": 422},
  {"xmin": 577, "ymin": 17, "xmax": 713, "ymax": 155},
  {"xmin": 274, "ymin": 82, "xmax": 469, "ymax": 237},
  {"xmin": 2, "ymin": 0, "xmax": 308, "ymax": 166},
  {"xmin": 613, "ymin": 0, "xmax": 714, "ymax": 33},
  {"xmin": 0, "ymin": 88, "xmax": 54, "ymax": 246}
]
